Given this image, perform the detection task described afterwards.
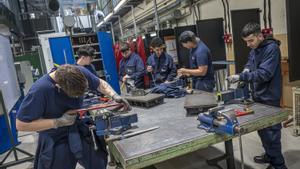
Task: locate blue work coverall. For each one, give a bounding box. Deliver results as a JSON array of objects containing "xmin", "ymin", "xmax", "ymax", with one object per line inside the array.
[
  {"xmin": 239, "ymin": 38, "xmax": 286, "ymax": 169},
  {"xmin": 119, "ymin": 52, "xmax": 145, "ymax": 89},
  {"xmin": 147, "ymin": 52, "xmax": 177, "ymax": 87},
  {"xmin": 17, "ymin": 66, "xmax": 107, "ymax": 169},
  {"xmin": 189, "ymin": 40, "xmax": 215, "ymax": 92}
]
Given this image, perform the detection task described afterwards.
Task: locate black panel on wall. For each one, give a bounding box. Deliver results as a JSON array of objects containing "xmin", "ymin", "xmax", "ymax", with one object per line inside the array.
[
  {"xmin": 196, "ymin": 18, "xmax": 226, "ymax": 70},
  {"xmin": 286, "ymin": 0, "xmax": 300, "ymax": 81},
  {"xmin": 174, "ymin": 25, "xmax": 197, "ymax": 68},
  {"xmin": 231, "ymin": 9, "xmax": 260, "ymax": 73},
  {"xmin": 159, "ymin": 29, "xmax": 175, "ymax": 39}
]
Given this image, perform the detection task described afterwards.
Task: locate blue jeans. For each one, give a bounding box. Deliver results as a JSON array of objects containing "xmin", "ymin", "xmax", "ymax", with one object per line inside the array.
[{"xmin": 258, "ymin": 123, "xmax": 287, "ymax": 169}]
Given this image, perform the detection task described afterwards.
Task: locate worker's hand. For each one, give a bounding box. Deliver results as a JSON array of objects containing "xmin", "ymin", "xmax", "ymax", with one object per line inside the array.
[
  {"xmin": 53, "ymin": 111, "xmax": 77, "ymax": 128},
  {"xmin": 226, "ymin": 74, "xmax": 240, "ymax": 83},
  {"xmin": 178, "ymin": 68, "xmax": 190, "ymax": 77},
  {"xmin": 122, "ymin": 75, "xmax": 130, "ymax": 82},
  {"xmin": 147, "ymin": 66, "xmax": 153, "ymax": 72},
  {"xmin": 242, "ymin": 68, "xmax": 250, "ymax": 73},
  {"xmin": 177, "ymin": 68, "xmax": 185, "ymax": 76},
  {"xmin": 112, "ymin": 94, "xmax": 132, "ymax": 111}
]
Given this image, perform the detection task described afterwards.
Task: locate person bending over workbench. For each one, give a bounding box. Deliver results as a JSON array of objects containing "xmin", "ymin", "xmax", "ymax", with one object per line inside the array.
[
  {"xmin": 146, "ymin": 37, "xmax": 177, "ymax": 87},
  {"xmin": 16, "ymin": 64, "xmax": 131, "ymax": 169},
  {"xmin": 76, "ymin": 46, "xmax": 98, "ymax": 76},
  {"xmin": 177, "ymin": 31, "xmax": 215, "ymax": 92},
  {"xmin": 227, "ymin": 22, "xmax": 286, "ymax": 169},
  {"xmin": 119, "ymin": 42, "xmax": 145, "ymax": 91}
]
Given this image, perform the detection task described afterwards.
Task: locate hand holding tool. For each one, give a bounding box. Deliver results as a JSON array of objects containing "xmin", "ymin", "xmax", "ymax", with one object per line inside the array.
[{"xmin": 53, "ymin": 112, "xmax": 77, "ymax": 128}]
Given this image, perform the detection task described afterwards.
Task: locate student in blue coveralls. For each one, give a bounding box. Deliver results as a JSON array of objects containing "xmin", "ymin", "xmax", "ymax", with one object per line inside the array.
[
  {"xmin": 119, "ymin": 42, "xmax": 145, "ymax": 91},
  {"xmin": 146, "ymin": 37, "xmax": 177, "ymax": 87},
  {"xmin": 76, "ymin": 46, "xmax": 98, "ymax": 76},
  {"xmin": 227, "ymin": 22, "xmax": 286, "ymax": 169},
  {"xmin": 177, "ymin": 31, "xmax": 215, "ymax": 92},
  {"xmin": 16, "ymin": 64, "xmax": 131, "ymax": 169}
]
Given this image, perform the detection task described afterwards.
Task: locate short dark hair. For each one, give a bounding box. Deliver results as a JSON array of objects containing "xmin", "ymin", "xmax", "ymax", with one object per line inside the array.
[
  {"xmin": 77, "ymin": 46, "xmax": 95, "ymax": 58},
  {"xmin": 179, "ymin": 31, "xmax": 196, "ymax": 43},
  {"xmin": 150, "ymin": 37, "xmax": 164, "ymax": 48},
  {"xmin": 55, "ymin": 64, "xmax": 88, "ymax": 97},
  {"xmin": 241, "ymin": 22, "xmax": 261, "ymax": 38},
  {"xmin": 120, "ymin": 42, "xmax": 130, "ymax": 53}
]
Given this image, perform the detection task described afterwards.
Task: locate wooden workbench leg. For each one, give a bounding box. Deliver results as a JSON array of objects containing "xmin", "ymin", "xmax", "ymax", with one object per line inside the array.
[{"xmin": 225, "ymin": 140, "xmax": 236, "ymax": 169}]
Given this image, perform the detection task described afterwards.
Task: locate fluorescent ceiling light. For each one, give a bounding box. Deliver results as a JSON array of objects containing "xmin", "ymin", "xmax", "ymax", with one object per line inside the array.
[
  {"xmin": 104, "ymin": 12, "xmax": 113, "ymax": 22},
  {"xmin": 114, "ymin": 0, "xmax": 127, "ymax": 12},
  {"xmin": 97, "ymin": 21, "xmax": 104, "ymax": 27}
]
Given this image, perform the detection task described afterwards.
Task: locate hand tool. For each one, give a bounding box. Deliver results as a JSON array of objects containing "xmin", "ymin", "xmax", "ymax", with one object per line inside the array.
[
  {"xmin": 106, "ymin": 126, "xmax": 160, "ymax": 142},
  {"xmin": 89, "ymin": 125, "xmax": 98, "ymax": 150},
  {"xmin": 235, "ymin": 107, "xmax": 254, "ymax": 117}
]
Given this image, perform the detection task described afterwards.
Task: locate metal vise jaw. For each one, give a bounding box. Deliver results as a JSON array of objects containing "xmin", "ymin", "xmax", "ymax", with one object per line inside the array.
[
  {"xmin": 94, "ymin": 112, "xmax": 138, "ymax": 136},
  {"xmin": 198, "ymin": 106, "xmax": 242, "ymax": 135}
]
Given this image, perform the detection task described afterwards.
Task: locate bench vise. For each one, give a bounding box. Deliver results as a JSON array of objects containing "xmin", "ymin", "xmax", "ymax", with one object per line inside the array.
[
  {"xmin": 198, "ymin": 106, "xmax": 242, "ymax": 135},
  {"xmin": 77, "ymin": 98, "xmax": 138, "ymax": 136}
]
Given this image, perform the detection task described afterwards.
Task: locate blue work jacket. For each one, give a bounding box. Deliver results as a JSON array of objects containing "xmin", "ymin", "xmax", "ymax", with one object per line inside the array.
[
  {"xmin": 239, "ymin": 38, "xmax": 282, "ymax": 106},
  {"xmin": 189, "ymin": 40, "xmax": 215, "ymax": 92},
  {"xmin": 147, "ymin": 52, "xmax": 177, "ymax": 85},
  {"xmin": 17, "ymin": 66, "xmax": 107, "ymax": 169},
  {"xmin": 119, "ymin": 52, "xmax": 145, "ymax": 88}
]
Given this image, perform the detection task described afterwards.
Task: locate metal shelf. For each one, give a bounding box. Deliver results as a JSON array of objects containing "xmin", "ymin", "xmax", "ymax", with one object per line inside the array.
[{"xmin": 72, "ymin": 43, "xmax": 99, "ymax": 48}]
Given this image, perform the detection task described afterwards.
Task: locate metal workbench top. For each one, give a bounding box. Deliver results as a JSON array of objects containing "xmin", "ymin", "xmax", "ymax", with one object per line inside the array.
[{"xmin": 108, "ymin": 97, "xmax": 288, "ymax": 169}]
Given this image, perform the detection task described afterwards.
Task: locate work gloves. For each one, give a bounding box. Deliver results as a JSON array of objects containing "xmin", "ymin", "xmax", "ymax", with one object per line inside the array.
[
  {"xmin": 53, "ymin": 110, "xmax": 77, "ymax": 128},
  {"xmin": 226, "ymin": 74, "xmax": 240, "ymax": 83},
  {"xmin": 112, "ymin": 94, "xmax": 132, "ymax": 111},
  {"xmin": 242, "ymin": 68, "xmax": 250, "ymax": 73}
]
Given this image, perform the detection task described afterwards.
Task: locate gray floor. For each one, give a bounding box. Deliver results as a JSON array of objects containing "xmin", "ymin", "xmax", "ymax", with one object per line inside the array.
[{"xmin": 1, "ymin": 127, "xmax": 300, "ymax": 169}]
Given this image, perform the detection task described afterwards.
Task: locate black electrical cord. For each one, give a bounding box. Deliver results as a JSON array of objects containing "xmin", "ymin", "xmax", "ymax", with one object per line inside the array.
[
  {"xmin": 221, "ymin": 0, "xmax": 228, "ymax": 33},
  {"xmin": 225, "ymin": 0, "xmax": 231, "ymax": 34},
  {"xmin": 268, "ymin": 0, "xmax": 272, "ymax": 28},
  {"xmin": 263, "ymin": 0, "xmax": 267, "ymax": 29}
]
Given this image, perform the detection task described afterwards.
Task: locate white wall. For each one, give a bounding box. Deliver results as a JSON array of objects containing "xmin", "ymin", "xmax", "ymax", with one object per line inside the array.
[
  {"xmin": 178, "ymin": 0, "xmax": 287, "ymax": 34},
  {"xmin": 118, "ymin": 0, "xmax": 287, "ymax": 35}
]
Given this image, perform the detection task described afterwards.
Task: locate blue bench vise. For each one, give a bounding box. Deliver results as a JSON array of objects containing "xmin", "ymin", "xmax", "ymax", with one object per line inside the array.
[
  {"xmin": 198, "ymin": 106, "xmax": 242, "ymax": 135},
  {"xmin": 77, "ymin": 97, "xmax": 138, "ymax": 136}
]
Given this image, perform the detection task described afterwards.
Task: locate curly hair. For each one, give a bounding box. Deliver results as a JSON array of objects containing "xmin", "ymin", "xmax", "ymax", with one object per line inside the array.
[{"xmin": 55, "ymin": 64, "xmax": 88, "ymax": 97}]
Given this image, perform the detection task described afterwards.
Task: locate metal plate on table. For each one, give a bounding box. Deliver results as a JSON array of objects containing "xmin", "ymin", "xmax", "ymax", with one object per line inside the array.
[
  {"xmin": 184, "ymin": 92, "xmax": 218, "ymax": 114},
  {"xmin": 124, "ymin": 93, "xmax": 165, "ymax": 108}
]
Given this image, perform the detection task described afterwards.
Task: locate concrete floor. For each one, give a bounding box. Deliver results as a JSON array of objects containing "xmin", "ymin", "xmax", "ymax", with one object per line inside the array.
[{"xmin": 1, "ymin": 127, "xmax": 300, "ymax": 169}]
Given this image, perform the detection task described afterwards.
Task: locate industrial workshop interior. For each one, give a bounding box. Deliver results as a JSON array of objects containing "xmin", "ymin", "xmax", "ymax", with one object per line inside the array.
[{"xmin": 1, "ymin": 0, "xmax": 300, "ymax": 169}]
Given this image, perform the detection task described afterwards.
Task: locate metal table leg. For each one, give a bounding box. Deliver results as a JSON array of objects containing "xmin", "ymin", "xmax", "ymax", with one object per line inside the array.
[{"xmin": 206, "ymin": 139, "xmax": 236, "ymax": 169}]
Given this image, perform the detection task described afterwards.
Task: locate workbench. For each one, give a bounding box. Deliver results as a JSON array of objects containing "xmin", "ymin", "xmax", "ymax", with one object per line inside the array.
[{"xmin": 108, "ymin": 97, "xmax": 289, "ymax": 169}]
